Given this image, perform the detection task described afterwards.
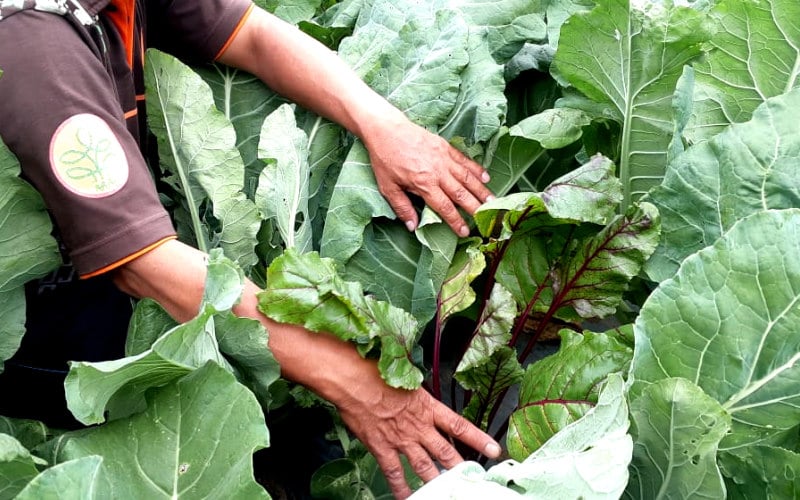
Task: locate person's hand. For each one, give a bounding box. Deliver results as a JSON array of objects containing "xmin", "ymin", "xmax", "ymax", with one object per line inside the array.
[
  {"xmin": 335, "ymin": 364, "xmax": 502, "ymax": 499},
  {"xmin": 364, "ymin": 114, "xmax": 494, "ymax": 237}
]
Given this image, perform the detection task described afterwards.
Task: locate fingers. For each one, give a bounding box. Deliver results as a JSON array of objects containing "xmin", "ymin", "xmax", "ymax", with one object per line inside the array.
[
  {"xmin": 373, "ymin": 451, "xmax": 414, "ymax": 500},
  {"xmin": 383, "ymin": 186, "xmax": 420, "ymax": 231},
  {"xmin": 447, "ymin": 146, "xmax": 494, "ymax": 204},
  {"xmin": 432, "ymin": 401, "xmax": 502, "ymax": 461}
]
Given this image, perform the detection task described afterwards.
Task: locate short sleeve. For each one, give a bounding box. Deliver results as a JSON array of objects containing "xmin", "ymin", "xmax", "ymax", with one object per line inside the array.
[
  {"xmin": 146, "ymin": 0, "xmax": 254, "ymax": 63},
  {"xmin": 0, "ymin": 10, "xmax": 176, "ymax": 277}
]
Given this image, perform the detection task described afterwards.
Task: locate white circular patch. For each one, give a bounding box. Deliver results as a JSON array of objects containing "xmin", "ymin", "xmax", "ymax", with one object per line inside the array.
[{"xmin": 49, "ymin": 113, "xmax": 129, "ymax": 198}]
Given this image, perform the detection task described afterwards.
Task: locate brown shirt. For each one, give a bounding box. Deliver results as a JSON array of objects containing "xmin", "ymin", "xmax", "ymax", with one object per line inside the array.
[{"xmin": 0, "ymin": 0, "xmax": 253, "ymax": 276}]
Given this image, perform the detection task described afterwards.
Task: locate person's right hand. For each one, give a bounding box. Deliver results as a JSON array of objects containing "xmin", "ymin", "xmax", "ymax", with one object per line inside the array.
[{"xmin": 334, "ymin": 361, "xmax": 502, "ymax": 499}]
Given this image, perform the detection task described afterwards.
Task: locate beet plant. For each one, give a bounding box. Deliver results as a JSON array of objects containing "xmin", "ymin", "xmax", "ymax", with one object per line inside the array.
[{"xmin": 2, "ymin": 0, "xmax": 800, "ymax": 498}]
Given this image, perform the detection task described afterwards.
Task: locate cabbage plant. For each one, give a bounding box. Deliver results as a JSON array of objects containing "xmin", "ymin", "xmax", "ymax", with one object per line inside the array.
[{"xmin": 2, "ymin": 0, "xmax": 800, "ymax": 498}]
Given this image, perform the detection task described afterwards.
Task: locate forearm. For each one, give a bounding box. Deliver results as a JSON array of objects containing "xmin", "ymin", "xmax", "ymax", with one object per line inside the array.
[
  {"xmin": 112, "ymin": 239, "xmax": 373, "ymax": 404},
  {"xmin": 217, "ymin": 8, "xmax": 406, "ymax": 144}
]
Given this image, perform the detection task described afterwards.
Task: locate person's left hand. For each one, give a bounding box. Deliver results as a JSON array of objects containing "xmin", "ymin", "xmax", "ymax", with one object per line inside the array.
[{"xmin": 364, "ymin": 115, "xmax": 494, "ymax": 237}]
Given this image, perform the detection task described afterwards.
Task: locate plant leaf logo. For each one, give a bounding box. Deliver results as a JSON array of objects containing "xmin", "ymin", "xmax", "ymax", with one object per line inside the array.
[{"xmin": 49, "ymin": 113, "xmax": 129, "ymax": 198}]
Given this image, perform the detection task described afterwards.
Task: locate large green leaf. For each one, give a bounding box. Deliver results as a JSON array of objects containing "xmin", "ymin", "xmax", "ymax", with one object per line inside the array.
[
  {"xmin": 65, "ymin": 307, "xmax": 220, "ymax": 425},
  {"xmin": 67, "ymin": 251, "xmax": 277, "ymax": 423},
  {"xmin": 684, "ymin": 0, "xmax": 800, "ymax": 143},
  {"xmin": 0, "ymin": 434, "xmax": 47, "ymax": 499},
  {"xmin": 632, "ymin": 209, "xmax": 800, "ymax": 447},
  {"xmin": 719, "ymin": 445, "xmax": 800, "ymax": 499},
  {"xmin": 626, "ymin": 378, "xmax": 729, "ymax": 500},
  {"xmin": 56, "ymin": 363, "xmax": 269, "ymax": 499},
  {"xmin": 507, "ymin": 328, "xmax": 633, "ymax": 460},
  {"xmin": 15, "ymin": 456, "xmax": 102, "ymax": 500},
  {"xmin": 553, "ymin": 0, "xmax": 711, "ymax": 207},
  {"xmin": 145, "ymin": 50, "xmax": 261, "ymax": 269},
  {"xmin": 646, "ymin": 89, "xmax": 800, "ymax": 282},
  {"xmin": 319, "ymin": 141, "xmax": 394, "ymax": 263},
  {"xmin": 0, "ymin": 140, "xmax": 61, "ymax": 370}
]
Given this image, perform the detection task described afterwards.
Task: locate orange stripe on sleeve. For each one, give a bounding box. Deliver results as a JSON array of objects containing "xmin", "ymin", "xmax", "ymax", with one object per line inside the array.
[
  {"xmin": 214, "ymin": 3, "xmax": 255, "ymax": 61},
  {"xmin": 80, "ymin": 235, "xmax": 178, "ymax": 279},
  {"xmin": 106, "ymin": 0, "xmax": 136, "ymax": 68},
  {"xmin": 123, "ymin": 108, "xmax": 138, "ymax": 119}
]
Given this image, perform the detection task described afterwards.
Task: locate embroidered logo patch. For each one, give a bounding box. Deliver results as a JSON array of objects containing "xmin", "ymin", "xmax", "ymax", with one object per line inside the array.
[{"xmin": 50, "ymin": 113, "xmax": 129, "ymax": 198}]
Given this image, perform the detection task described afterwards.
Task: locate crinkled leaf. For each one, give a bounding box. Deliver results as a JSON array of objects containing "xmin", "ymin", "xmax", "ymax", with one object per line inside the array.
[
  {"xmin": 258, "ymin": 249, "xmax": 423, "ymax": 388},
  {"xmin": 438, "ymin": 239, "xmax": 486, "ymax": 323},
  {"xmin": 476, "ymin": 155, "xmax": 621, "ymax": 238},
  {"xmin": 256, "ymin": 104, "xmax": 313, "ymax": 253},
  {"xmin": 555, "ymin": 202, "xmax": 660, "ymax": 319},
  {"xmin": 438, "ymin": 30, "xmax": 506, "ymax": 143},
  {"xmin": 455, "ymin": 284, "xmax": 517, "ymax": 373},
  {"xmin": 0, "ymin": 139, "xmax": 60, "ymax": 369},
  {"xmin": 626, "ymin": 378, "xmax": 729, "ymax": 500},
  {"xmin": 492, "ymin": 199, "xmax": 658, "ymax": 324},
  {"xmin": 0, "ymin": 434, "xmax": 46, "ymax": 499},
  {"xmin": 57, "ymin": 363, "xmax": 269, "ymax": 499},
  {"xmin": 145, "ymin": 49, "xmax": 261, "ymax": 269},
  {"xmin": 342, "ymin": 4, "xmax": 469, "ymax": 125},
  {"xmin": 454, "ymin": 0, "xmax": 547, "ymax": 61},
  {"xmin": 632, "ymin": 209, "xmax": 800, "ymax": 448},
  {"xmin": 195, "ymin": 64, "xmax": 286, "ymax": 197},
  {"xmin": 719, "ymin": 445, "xmax": 800, "ymax": 500},
  {"xmin": 684, "ymin": 0, "xmax": 800, "ymax": 143},
  {"xmin": 553, "ymin": 0, "xmax": 711, "ymax": 206},
  {"xmin": 456, "ymin": 347, "xmax": 524, "ymax": 430},
  {"xmin": 15, "ymin": 456, "xmax": 102, "ymax": 500},
  {"xmin": 487, "ymin": 373, "xmax": 631, "ymax": 498},
  {"xmin": 507, "ymin": 328, "xmax": 633, "ymax": 460},
  {"xmin": 374, "ymin": 11, "xmax": 469, "ymax": 126},
  {"xmin": 646, "ymin": 89, "xmax": 800, "ymax": 282}
]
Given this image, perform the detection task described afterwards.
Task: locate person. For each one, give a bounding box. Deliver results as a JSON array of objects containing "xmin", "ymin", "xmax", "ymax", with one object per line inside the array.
[{"xmin": 0, "ymin": 0, "xmax": 501, "ymax": 498}]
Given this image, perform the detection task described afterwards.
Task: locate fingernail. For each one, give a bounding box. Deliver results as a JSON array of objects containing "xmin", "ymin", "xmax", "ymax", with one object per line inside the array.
[
  {"xmin": 481, "ymin": 172, "xmax": 491, "ymax": 183},
  {"xmin": 405, "ymin": 220, "xmax": 416, "ymax": 231},
  {"xmin": 485, "ymin": 194, "xmax": 495, "ymax": 202},
  {"xmin": 458, "ymin": 225, "xmax": 469, "ymax": 237},
  {"xmin": 484, "ymin": 442, "xmax": 501, "ymax": 457}
]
